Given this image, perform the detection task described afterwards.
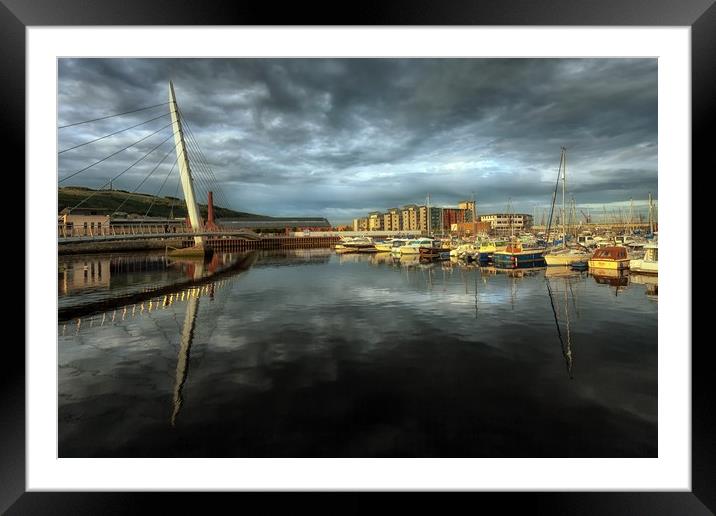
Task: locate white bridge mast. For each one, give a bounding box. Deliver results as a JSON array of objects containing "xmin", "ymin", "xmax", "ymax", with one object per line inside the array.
[{"xmin": 169, "ymin": 81, "xmax": 205, "ymax": 247}]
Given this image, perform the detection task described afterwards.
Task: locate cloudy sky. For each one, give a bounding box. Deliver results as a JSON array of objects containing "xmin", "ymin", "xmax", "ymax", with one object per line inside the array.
[{"xmin": 58, "ymin": 58, "xmax": 657, "ymax": 224}]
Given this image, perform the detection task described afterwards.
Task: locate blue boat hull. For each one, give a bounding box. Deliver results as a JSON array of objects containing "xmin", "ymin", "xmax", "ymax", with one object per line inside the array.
[
  {"xmin": 478, "ymin": 253, "xmax": 492, "ymax": 265},
  {"xmin": 493, "ymin": 251, "xmax": 546, "ymax": 269}
]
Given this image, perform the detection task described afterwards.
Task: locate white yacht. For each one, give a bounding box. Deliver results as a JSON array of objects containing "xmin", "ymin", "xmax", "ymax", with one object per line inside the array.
[
  {"xmin": 398, "ymin": 238, "xmax": 435, "ymax": 255},
  {"xmin": 390, "ymin": 238, "xmax": 410, "ymax": 254},
  {"xmin": 629, "ymin": 243, "xmax": 658, "ymax": 275}
]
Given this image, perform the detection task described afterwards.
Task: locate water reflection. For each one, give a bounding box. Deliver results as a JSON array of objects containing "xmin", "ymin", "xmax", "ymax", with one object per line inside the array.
[
  {"xmin": 58, "ymin": 252, "xmax": 256, "ymax": 321},
  {"xmin": 545, "ymin": 276, "xmax": 578, "ymax": 379},
  {"xmin": 59, "ymin": 250, "xmax": 657, "ymax": 458},
  {"xmin": 172, "ymin": 291, "xmax": 199, "ymax": 426},
  {"xmin": 59, "ymin": 257, "xmax": 111, "ymax": 296},
  {"xmin": 590, "ymin": 269, "xmax": 629, "ymax": 296},
  {"xmin": 629, "ymin": 273, "xmax": 658, "ymax": 301}
]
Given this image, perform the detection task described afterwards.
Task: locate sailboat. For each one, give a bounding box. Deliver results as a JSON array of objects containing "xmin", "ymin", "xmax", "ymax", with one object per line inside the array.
[{"xmin": 543, "ymin": 147, "xmax": 590, "ymax": 266}]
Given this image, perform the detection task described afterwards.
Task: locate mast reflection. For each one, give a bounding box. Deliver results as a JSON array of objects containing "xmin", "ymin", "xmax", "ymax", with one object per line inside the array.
[{"xmin": 546, "ymin": 275, "xmax": 575, "ymax": 380}]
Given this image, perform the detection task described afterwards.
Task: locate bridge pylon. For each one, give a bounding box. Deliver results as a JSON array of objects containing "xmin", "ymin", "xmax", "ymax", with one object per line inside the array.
[{"xmin": 168, "ymin": 81, "xmax": 209, "ymax": 255}]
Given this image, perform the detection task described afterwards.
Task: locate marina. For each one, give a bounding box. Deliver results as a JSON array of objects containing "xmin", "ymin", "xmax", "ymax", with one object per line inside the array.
[{"xmin": 53, "ymin": 59, "xmax": 661, "ymax": 461}]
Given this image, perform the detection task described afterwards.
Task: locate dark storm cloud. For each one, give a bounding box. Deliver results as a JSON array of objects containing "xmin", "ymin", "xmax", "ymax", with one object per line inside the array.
[{"xmin": 58, "ymin": 58, "xmax": 657, "ymax": 222}]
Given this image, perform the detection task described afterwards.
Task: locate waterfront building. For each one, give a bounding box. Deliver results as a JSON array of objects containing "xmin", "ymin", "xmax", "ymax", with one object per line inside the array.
[
  {"xmin": 418, "ymin": 206, "xmax": 444, "ymax": 233},
  {"xmin": 382, "ymin": 212, "xmax": 392, "ymax": 231},
  {"xmin": 442, "ymin": 208, "xmax": 470, "ymax": 231},
  {"xmin": 368, "ymin": 212, "xmax": 384, "ymax": 231},
  {"xmin": 458, "ymin": 200, "xmax": 476, "ymax": 222},
  {"xmin": 352, "ymin": 217, "xmax": 369, "ymax": 232},
  {"xmin": 479, "ymin": 213, "xmax": 534, "ymax": 234},
  {"xmin": 351, "ymin": 202, "xmax": 475, "ymax": 234},
  {"xmin": 401, "ymin": 205, "xmax": 419, "ymax": 231},
  {"xmin": 451, "ymin": 221, "xmax": 492, "ymax": 236},
  {"xmin": 387, "ymin": 208, "xmax": 401, "ymax": 231},
  {"xmin": 418, "ymin": 206, "xmax": 427, "ymax": 231},
  {"xmin": 220, "ymin": 217, "xmax": 332, "ymax": 234},
  {"xmin": 58, "ymin": 207, "xmax": 111, "ymax": 237}
]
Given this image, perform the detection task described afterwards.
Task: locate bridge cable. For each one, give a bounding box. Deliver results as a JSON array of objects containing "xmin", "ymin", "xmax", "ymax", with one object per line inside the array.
[
  {"xmin": 179, "ymin": 124, "xmax": 216, "ymax": 200},
  {"xmin": 180, "ymin": 134, "xmax": 217, "ymax": 213},
  {"xmin": 144, "ymin": 152, "xmax": 181, "ymax": 218},
  {"xmin": 169, "ymin": 175, "xmax": 182, "ymax": 219},
  {"xmin": 184, "ymin": 126, "xmax": 231, "ymax": 210},
  {"xmin": 111, "ymin": 142, "xmax": 179, "ymax": 216},
  {"xmin": 58, "ymin": 112, "xmax": 170, "ymax": 154},
  {"xmin": 177, "ymin": 108, "xmax": 231, "ymax": 210},
  {"xmin": 59, "ymin": 122, "xmax": 173, "ymax": 184},
  {"xmin": 58, "ymin": 102, "xmax": 170, "ymax": 129},
  {"xmin": 182, "ymin": 126, "xmax": 227, "ymax": 208},
  {"xmin": 184, "ymin": 131, "xmax": 230, "ymax": 214},
  {"xmin": 179, "ymin": 111, "xmax": 232, "ymax": 209},
  {"xmin": 67, "ymin": 129, "xmax": 179, "ymax": 212}
]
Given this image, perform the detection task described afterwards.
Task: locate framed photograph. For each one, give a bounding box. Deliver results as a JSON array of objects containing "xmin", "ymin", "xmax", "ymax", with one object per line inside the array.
[{"xmin": 8, "ymin": 0, "xmax": 711, "ymax": 513}]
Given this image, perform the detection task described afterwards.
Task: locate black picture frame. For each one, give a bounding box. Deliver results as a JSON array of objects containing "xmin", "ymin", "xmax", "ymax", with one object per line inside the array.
[{"xmin": 6, "ymin": 1, "xmax": 711, "ymax": 513}]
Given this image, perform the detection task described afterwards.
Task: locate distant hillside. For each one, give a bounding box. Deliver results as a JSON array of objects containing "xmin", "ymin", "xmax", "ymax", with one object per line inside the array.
[{"xmin": 58, "ymin": 186, "xmax": 272, "ymax": 220}]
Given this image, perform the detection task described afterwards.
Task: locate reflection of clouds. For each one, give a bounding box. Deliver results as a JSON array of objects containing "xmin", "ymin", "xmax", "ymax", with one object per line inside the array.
[{"xmin": 59, "ymin": 252, "xmax": 657, "ymax": 457}]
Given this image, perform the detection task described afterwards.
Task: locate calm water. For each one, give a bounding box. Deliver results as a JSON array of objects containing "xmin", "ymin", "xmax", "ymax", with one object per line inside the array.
[{"xmin": 58, "ymin": 249, "xmax": 657, "ymax": 457}]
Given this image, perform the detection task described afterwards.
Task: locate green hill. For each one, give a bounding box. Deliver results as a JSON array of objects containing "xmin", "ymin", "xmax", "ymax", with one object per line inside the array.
[{"xmin": 58, "ymin": 186, "xmax": 271, "ymax": 220}]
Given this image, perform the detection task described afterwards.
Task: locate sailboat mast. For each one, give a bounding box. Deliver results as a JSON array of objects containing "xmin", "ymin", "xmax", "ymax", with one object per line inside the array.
[
  {"xmin": 472, "ymin": 191, "xmax": 477, "ymax": 239},
  {"xmin": 629, "ymin": 198, "xmax": 634, "ymax": 234},
  {"xmin": 545, "ymin": 148, "xmax": 564, "ymax": 246},
  {"xmin": 562, "ymin": 146, "xmax": 566, "ymax": 249},
  {"xmin": 648, "ymin": 192, "xmax": 654, "ymax": 234},
  {"xmin": 509, "ymin": 197, "xmax": 514, "ymax": 238}
]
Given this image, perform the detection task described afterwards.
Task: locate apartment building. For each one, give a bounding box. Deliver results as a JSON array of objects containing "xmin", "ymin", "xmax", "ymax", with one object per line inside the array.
[
  {"xmin": 458, "ymin": 200, "xmax": 476, "ymax": 222},
  {"xmin": 368, "ymin": 212, "xmax": 384, "ymax": 231},
  {"xmin": 479, "ymin": 213, "xmax": 534, "ymax": 234}
]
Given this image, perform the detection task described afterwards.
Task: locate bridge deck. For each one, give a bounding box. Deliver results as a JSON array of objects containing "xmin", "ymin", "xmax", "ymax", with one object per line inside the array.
[{"xmin": 58, "ymin": 230, "xmax": 263, "ymax": 245}]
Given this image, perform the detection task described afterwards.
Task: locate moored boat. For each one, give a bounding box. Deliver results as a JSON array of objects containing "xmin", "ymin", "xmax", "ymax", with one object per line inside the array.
[
  {"xmin": 335, "ymin": 236, "xmax": 375, "ymax": 253},
  {"xmin": 476, "ymin": 239, "xmax": 509, "ymax": 265},
  {"xmin": 398, "ymin": 238, "xmax": 435, "ymax": 255},
  {"xmin": 390, "ymin": 238, "xmax": 410, "ymax": 254},
  {"xmin": 493, "ymin": 241, "xmax": 546, "ymax": 269},
  {"xmin": 418, "ymin": 240, "xmax": 451, "ymax": 260},
  {"xmin": 449, "ymin": 242, "xmax": 480, "ymax": 259},
  {"xmin": 544, "ymin": 247, "xmax": 591, "ymax": 266},
  {"xmin": 374, "ymin": 239, "xmax": 394, "ymax": 252},
  {"xmin": 587, "ymin": 246, "xmax": 630, "ymax": 270},
  {"xmin": 628, "ymin": 243, "xmax": 657, "ymax": 275}
]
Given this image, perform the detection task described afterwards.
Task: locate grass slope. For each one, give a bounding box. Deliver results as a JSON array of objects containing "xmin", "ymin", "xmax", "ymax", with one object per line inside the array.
[{"xmin": 58, "ymin": 186, "xmax": 272, "ymax": 219}]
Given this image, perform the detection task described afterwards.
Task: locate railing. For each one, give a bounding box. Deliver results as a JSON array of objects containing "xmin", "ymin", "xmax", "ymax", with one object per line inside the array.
[
  {"xmin": 58, "ymin": 223, "xmax": 190, "ymax": 238},
  {"xmin": 57, "ymin": 224, "xmax": 267, "ymax": 244}
]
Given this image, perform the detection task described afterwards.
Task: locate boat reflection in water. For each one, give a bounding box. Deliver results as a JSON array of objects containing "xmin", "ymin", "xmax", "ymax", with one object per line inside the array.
[
  {"xmin": 630, "ymin": 272, "xmax": 658, "ymax": 301},
  {"xmin": 369, "ymin": 251, "xmax": 397, "ymax": 266},
  {"xmin": 397, "ymin": 254, "xmax": 421, "ymax": 268},
  {"xmin": 590, "ymin": 268, "xmax": 629, "ymax": 296}
]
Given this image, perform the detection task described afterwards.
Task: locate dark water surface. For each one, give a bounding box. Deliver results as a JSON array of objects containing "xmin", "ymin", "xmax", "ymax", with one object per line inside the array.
[{"xmin": 58, "ymin": 249, "xmax": 657, "ymax": 457}]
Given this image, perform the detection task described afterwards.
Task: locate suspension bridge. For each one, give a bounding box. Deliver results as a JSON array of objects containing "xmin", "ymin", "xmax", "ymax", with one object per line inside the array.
[{"xmin": 58, "ymin": 81, "xmax": 339, "ymax": 253}]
